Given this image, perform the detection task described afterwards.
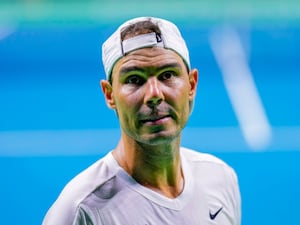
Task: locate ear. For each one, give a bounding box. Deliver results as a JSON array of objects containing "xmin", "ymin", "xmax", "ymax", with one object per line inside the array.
[
  {"xmin": 188, "ymin": 68, "xmax": 198, "ymax": 101},
  {"xmin": 100, "ymin": 80, "xmax": 116, "ymax": 109}
]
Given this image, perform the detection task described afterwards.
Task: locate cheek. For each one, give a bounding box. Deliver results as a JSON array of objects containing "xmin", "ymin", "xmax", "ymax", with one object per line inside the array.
[
  {"xmin": 168, "ymin": 81, "xmax": 190, "ymax": 103},
  {"xmin": 114, "ymin": 88, "xmax": 143, "ymax": 115},
  {"xmin": 168, "ymin": 84, "xmax": 191, "ymax": 119},
  {"xmin": 122, "ymin": 90, "xmax": 142, "ymax": 106}
]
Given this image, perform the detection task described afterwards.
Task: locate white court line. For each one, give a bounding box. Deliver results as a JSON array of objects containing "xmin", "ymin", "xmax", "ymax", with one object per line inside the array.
[
  {"xmin": 210, "ymin": 26, "xmax": 272, "ymax": 151},
  {"xmin": 0, "ymin": 24, "xmax": 16, "ymax": 40},
  {"xmin": 0, "ymin": 127, "xmax": 299, "ymax": 156}
]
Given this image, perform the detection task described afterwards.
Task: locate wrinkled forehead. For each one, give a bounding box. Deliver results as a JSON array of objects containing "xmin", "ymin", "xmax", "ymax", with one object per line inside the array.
[{"xmin": 112, "ymin": 47, "xmax": 187, "ymax": 77}]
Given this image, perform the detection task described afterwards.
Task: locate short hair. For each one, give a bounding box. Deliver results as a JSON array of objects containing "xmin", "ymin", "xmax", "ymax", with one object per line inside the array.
[
  {"xmin": 121, "ymin": 20, "xmax": 162, "ymax": 41},
  {"xmin": 108, "ymin": 20, "xmax": 162, "ymax": 84}
]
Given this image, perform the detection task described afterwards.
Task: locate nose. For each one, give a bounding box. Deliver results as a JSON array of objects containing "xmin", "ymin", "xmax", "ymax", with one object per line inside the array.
[{"xmin": 144, "ymin": 77, "xmax": 164, "ymax": 108}]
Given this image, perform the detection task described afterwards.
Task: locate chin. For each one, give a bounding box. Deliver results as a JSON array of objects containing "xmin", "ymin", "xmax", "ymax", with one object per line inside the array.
[{"xmin": 138, "ymin": 130, "xmax": 180, "ymax": 146}]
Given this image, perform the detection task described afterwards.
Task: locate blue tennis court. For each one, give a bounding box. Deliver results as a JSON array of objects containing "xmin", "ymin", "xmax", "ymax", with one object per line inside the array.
[{"xmin": 0, "ymin": 1, "xmax": 299, "ymax": 224}]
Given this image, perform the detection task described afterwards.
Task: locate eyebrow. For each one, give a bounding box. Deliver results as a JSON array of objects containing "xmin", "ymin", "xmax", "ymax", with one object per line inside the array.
[{"xmin": 119, "ymin": 63, "xmax": 182, "ymax": 76}]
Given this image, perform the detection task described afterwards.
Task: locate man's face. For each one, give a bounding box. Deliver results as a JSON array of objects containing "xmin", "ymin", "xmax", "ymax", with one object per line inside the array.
[{"xmin": 102, "ymin": 47, "xmax": 197, "ymax": 145}]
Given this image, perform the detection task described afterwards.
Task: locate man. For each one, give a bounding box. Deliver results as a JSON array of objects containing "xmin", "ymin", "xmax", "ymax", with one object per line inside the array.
[{"xmin": 43, "ymin": 17, "xmax": 241, "ymax": 225}]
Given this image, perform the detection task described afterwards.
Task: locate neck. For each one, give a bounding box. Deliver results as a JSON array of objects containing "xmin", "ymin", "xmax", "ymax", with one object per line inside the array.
[{"xmin": 112, "ymin": 133, "xmax": 184, "ymax": 198}]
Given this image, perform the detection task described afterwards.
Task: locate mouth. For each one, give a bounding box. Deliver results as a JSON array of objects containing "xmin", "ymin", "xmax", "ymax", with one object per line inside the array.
[{"xmin": 140, "ymin": 115, "xmax": 172, "ymax": 125}]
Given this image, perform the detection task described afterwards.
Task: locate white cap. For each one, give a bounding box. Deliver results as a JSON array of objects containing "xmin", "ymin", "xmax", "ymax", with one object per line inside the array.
[{"xmin": 102, "ymin": 17, "xmax": 190, "ymax": 80}]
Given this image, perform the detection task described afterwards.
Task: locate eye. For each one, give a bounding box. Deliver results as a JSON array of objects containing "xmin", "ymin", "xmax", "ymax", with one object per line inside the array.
[
  {"xmin": 159, "ymin": 71, "xmax": 177, "ymax": 81},
  {"xmin": 125, "ymin": 75, "xmax": 145, "ymax": 85}
]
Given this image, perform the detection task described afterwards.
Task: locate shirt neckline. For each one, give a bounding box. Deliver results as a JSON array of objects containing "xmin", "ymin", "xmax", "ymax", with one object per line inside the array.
[{"xmin": 106, "ymin": 148, "xmax": 194, "ymax": 210}]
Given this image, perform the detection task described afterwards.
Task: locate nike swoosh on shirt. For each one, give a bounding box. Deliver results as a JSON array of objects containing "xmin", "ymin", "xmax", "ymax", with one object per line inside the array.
[{"xmin": 209, "ymin": 206, "xmax": 223, "ymax": 220}]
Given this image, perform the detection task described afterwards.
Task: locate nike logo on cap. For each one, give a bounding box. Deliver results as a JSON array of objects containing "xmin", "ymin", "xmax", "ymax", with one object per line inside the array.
[{"xmin": 209, "ymin": 206, "xmax": 223, "ymax": 220}]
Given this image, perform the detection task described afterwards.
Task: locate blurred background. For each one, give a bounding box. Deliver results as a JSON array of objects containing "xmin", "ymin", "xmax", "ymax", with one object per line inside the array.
[{"xmin": 0, "ymin": 0, "xmax": 299, "ymax": 224}]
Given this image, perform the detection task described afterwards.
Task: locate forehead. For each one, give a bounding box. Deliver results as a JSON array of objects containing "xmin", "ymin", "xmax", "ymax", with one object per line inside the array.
[{"xmin": 112, "ymin": 47, "xmax": 186, "ymax": 75}]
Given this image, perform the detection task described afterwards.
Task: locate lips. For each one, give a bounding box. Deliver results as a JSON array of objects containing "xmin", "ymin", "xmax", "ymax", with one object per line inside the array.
[{"xmin": 140, "ymin": 114, "xmax": 172, "ymax": 125}]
